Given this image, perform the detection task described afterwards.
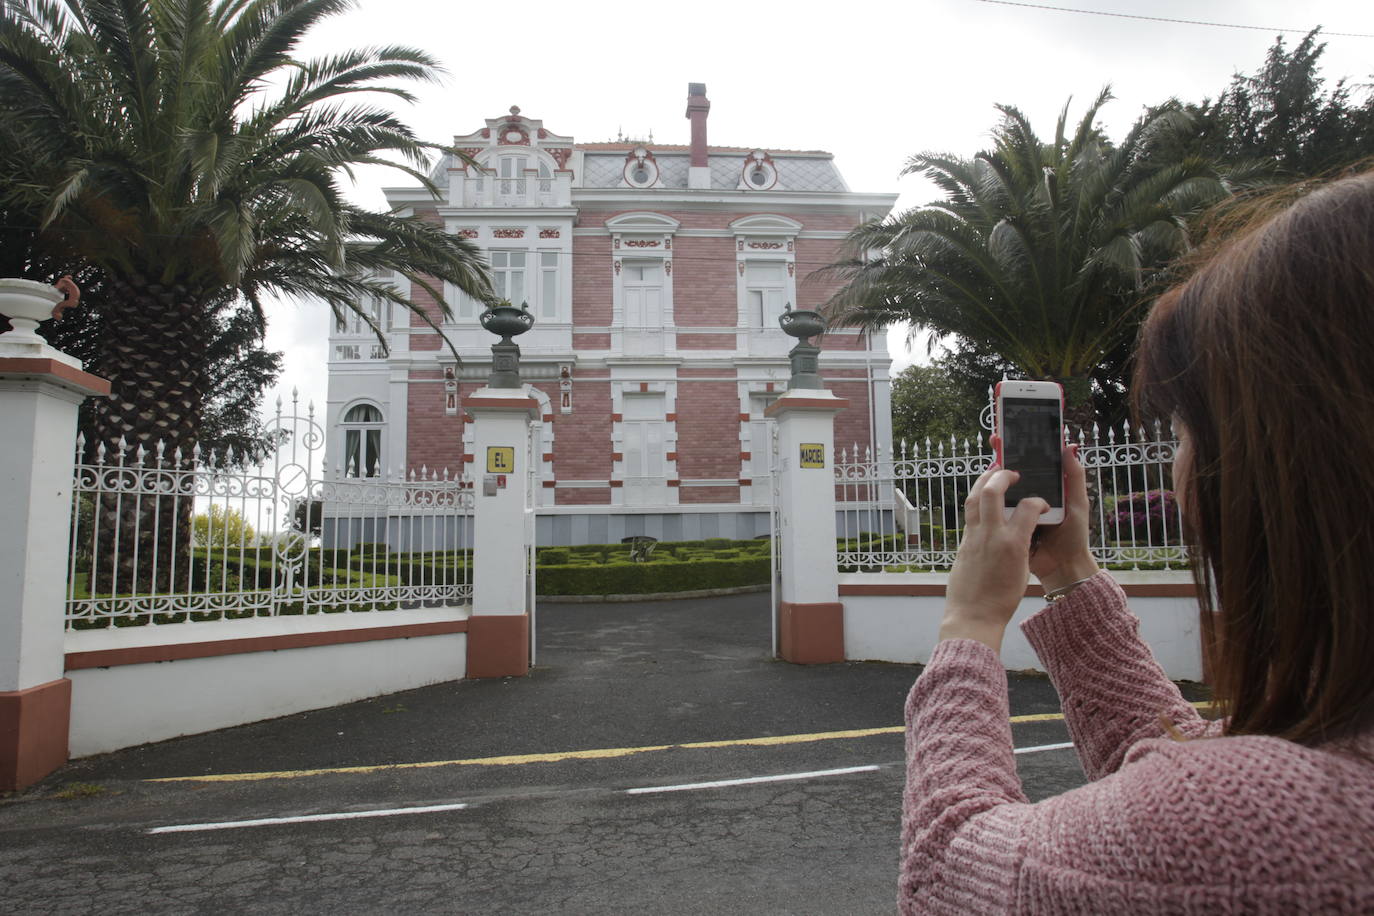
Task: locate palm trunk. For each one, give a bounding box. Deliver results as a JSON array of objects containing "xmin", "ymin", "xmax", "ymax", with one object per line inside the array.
[{"xmin": 84, "ymin": 274, "xmax": 211, "ymax": 597}]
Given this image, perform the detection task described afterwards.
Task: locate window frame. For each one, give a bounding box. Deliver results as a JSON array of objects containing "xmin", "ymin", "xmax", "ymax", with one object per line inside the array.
[{"xmin": 340, "ymin": 402, "xmax": 386, "ymax": 479}]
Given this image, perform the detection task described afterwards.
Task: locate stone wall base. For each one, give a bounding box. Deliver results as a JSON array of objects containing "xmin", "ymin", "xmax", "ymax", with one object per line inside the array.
[
  {"xmin": 467, "ymin": 614, "xmax": 530, "ymax": 678},
  {"xmin": 778, "ymin": 601, "xmax": 844, "ymax": 664},
  {"xmin": 0, "ymin": 678, "xmax": 71, "ymax": 791}
]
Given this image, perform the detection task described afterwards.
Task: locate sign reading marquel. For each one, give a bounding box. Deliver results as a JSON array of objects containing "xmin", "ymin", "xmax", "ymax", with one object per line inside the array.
[
  {"xmin": 486, "ymin": 446, "xmax": 515, "ymax": 473},
  {"xmin": 799, "ymin": 443, "xmax": 825, "ymax": 468}
]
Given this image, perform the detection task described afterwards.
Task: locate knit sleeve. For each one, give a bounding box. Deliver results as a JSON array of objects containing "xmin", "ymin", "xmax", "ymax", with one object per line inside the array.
[
  {"xmin": 1020, "ymin": 571, "xmax": 1215, "ymax": 780},
  {"xmin": 900, "ymin": 638, "xmax": 1030, "ymax": 914}
]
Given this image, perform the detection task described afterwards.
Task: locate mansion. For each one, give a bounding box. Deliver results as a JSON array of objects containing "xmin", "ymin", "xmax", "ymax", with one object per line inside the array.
[{"xmin": 325, "ymin": 84, "xmax": 898, "ymax": 545}]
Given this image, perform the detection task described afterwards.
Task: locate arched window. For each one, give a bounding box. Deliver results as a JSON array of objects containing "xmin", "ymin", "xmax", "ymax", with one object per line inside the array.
[{"xmin": 342, "ymin": 403, "xmax": 384, "ymax": 478}]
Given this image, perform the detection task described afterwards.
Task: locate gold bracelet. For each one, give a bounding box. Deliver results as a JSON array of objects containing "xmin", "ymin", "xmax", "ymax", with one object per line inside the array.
[{"xmin": 1044, "ymin": 574, "xmax": 1096, "ymax": 603}]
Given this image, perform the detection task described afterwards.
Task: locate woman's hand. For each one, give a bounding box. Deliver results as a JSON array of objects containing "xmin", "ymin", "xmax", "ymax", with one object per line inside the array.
[
  {"xmin": 1026, "ymin": 442, "xmax": 1099, "ymax": 593},
  {"xmin": 940, "ymin": 464, "xmax": 1049, "ymax": 653}
]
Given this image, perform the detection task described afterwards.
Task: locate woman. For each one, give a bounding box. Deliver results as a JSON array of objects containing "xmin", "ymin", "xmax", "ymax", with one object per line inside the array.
[{"xmin": 901, "ymin": 172, "xmax": 1374, "ymax": 913}]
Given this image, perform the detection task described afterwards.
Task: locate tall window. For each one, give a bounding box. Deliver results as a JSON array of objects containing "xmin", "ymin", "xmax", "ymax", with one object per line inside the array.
[
  {"xmin": 621, "ymin": 394, "xmax": 666, "ymax": 507},
  {"xmin": 539, "ymin": 251, "xmax": 559, "ymax": 319},
  {"xmin": 623, "ymin": 262, "xmax": 663, "ymax": 328},
  {"xmin": 746, "ymin": 262, "xmax": 787, "ymax": 328},
  {"xmin": 492, "ymin": 250, "xmax": 527, "ymax": 306},
  {"xmin": 342, "ymin": 404, "xmax": 384, "ymax": 478},
  {"xmin": 337, "ymin": 297, "xmax": 391, "ymax": 335},
  {"xmin": 498, "ymin": 156, "xmax": 527, "ymax": 198}
]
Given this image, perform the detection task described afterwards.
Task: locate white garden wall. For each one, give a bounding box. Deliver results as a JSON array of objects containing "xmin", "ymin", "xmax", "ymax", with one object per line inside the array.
[
  {"xmin": 841, "ymin": 571, "xmax": 1203, "ymax": 681},
  {"xmin": 64, "ymin": 607, "xmax": 468, "ymax": 757}
]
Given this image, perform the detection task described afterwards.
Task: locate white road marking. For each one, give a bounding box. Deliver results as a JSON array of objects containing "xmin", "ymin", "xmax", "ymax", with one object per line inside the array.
[
  {"xmin": 1013, "ymin": 741, "xmax": 1075, "ymax": 755},
  {"xmin": 147, "ymin": 743, "xmax": 1079, "ymax": 831},
  {"xmin": 625, "ymin": 765, "xmax": 881, "ymax": 795},
  {"xmin": 147, "ymin": 802, "xmax": 469, "ymax": 834}
]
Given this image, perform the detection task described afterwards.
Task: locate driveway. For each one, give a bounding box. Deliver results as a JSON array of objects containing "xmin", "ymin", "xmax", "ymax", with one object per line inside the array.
[{"xmin": 0, "ymin": 594, "xmax": 1186, "ymax": 914}]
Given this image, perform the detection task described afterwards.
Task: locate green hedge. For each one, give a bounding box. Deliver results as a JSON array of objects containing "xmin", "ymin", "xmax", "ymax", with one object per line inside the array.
[{"xmin": 537, "ymin": 555, "xmax": 769, "ymax": 596}]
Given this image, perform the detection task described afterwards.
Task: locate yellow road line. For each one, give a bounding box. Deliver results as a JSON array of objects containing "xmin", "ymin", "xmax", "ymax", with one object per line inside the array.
[{"xmin": 149, "ymin": 701, "xmax": 1211, "ymax": 784}]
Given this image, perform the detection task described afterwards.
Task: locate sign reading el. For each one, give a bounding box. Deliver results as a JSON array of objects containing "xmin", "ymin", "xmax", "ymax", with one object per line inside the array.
[
  {"xmin": 799, "ymin": 443, "xmax": 825, "ymax": 468},
  {"xmin": 486, "ymin": 446, "xmax": 515, "ymax": 473}
]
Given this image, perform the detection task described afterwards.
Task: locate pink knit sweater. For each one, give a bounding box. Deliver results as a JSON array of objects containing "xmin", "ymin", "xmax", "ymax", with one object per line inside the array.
[{"xmin": 901, "ymin": 572, "xmax": 1374, "ymax": 914}]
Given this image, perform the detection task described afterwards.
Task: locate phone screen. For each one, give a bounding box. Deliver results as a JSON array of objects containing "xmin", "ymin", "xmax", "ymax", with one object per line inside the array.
[{"xmin": 1002, "ymin": 397, "xmax": 1063, "ymax": 508}]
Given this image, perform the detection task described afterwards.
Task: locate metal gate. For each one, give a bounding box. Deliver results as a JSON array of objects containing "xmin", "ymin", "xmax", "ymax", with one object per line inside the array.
[
  {"xmin": 767, "ymin": 420, "xmax": 782, "ymax": 658},
  {"xmin": 525, "ymin": 417, "xmax": 540, "ymax": 665}
]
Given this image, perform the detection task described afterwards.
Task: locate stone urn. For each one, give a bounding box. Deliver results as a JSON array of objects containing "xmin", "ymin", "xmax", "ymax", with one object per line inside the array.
[
  {"xmin": 777, "ymin": 303, "xmax": 827, "ymax": 390},
  {"xmin": 479, "ymin": 300, "xmax": 535, "ymax": 388},
  {"xmin": 0, "ymin": 277, "xmax": 79, "ymax": 364}
]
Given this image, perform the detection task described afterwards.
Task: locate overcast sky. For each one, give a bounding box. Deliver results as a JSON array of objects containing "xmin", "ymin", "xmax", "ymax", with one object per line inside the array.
[{"xmin": 262, "ymin": 0, "xmax": 1374, "ymax": 419}]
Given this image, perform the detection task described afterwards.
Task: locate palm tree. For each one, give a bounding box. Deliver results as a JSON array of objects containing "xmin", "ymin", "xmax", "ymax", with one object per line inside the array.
[
  {"xmin": 0, "ymin": 0, "xmax": 494, "ymax": 590},
  {"xmin": 0, "ymin": 0, "xmax": 491, "ymax": 453},
  {"xmin": 825, "ymin": 88, "xmax": 1233, "ymax": 429}
]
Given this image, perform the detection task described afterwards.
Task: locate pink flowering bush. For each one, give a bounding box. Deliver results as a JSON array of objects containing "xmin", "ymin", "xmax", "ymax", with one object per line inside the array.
[{"xmin": 1109, "ymin": 490, "xmax": 1180, "ymax": 542}]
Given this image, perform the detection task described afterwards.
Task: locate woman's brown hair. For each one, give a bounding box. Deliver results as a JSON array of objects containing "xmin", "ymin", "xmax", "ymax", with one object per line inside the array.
[{"xmin": 1134, "ymin": 169, "xmax": 1374, "ymax": 747}]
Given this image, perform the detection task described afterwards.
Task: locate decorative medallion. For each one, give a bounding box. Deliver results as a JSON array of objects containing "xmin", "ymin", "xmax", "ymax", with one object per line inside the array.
[
  {"xmin": 738, "ymin": 262, "xmax": 746, "ymax": 276},
  {"xmin": 623, "ymin": 146, "xmax": 659, "ymax": 188},
  {"xmin": 614, "ymin": 260, "xmax": 622, "ymax": 275},
  {"xmin": 665, "ymin": 260, "xmax": 672, "ymax": 276},
  {"xmin": 548, "ymin": 147, "xmax": 573, "ymax": 169},
  {"xmin": 787, "ymin": 241, "xmax": 794, "ymax": 252},
  {"xmin": 538, "ymin": 128, "xmax": 548, "ymax": 139},
  {"xmin": 613, "ymin": 238, "xmax": 621, "ymax": 249},
  {"xmin": 739, "ymin": 150, "xmax": 779, "ymax": 191},
  {"xmin": 787, "ymin": 262, "xmax": 795, "ymax": 277},
  {"xmin": 492, "ymin": 228, "xmax": 525, "ymax": 239},
  {"xmin": 665, "ymin": 238, "xmax": 672, "ymax": 250},
  {"xmin": 737, "ymin": 239, "xmax": 744, "ymax": 252}
]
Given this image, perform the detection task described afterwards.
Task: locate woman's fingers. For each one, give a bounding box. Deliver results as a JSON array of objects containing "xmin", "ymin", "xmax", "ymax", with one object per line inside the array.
[
  {"xmin": 964, "ymin": 464, "xmax": 1000, "ymax": 528},
  {"xmin": 978, "ymin": 468, "xmax": 1019, "ymax": 526},
  {"xmin": 1010, "ymin": 496, "xmax": 1050, "ymax": 536}
]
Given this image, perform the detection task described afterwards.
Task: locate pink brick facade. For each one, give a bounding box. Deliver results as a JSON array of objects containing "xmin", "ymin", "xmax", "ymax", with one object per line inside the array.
[{"xmin": 325, "ymin": 88, "xmax": 897, "ymax": 542}]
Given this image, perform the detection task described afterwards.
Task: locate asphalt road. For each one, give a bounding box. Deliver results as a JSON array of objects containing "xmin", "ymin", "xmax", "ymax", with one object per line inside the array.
[{"xmin": 0, "ymin": 594, "xmax": 1206, "ymax": 915}]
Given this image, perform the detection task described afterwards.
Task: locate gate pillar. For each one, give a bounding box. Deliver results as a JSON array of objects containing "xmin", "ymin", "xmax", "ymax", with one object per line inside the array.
[
  {"xmin": 765, "ymin": 390, "xmax": 848, "ymax": 664},
  {"xmin": 466, "ymin": 388, "xmax": 539, "ymax": 678},
  {"xmin": 0, "ymin": 279, "xmax": 109, "ymax": 789}
]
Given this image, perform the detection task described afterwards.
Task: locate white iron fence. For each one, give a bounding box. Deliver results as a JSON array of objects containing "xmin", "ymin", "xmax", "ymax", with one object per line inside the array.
[
  {"xmin": 66, "ymin": 397, "xmax": 474, "ymax": 628},
  {"xmin": 836, "ymin": 420, "xmax": 1185, "ymax": 572}
]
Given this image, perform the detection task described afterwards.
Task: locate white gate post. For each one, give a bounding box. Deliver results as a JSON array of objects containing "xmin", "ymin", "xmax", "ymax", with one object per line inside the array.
[
  {"xmin": 466, "ymin": 387, "xmax": 539, "ymax": 678},
  {"xmin": 765, "ymin": 389, "xmax": 849, "ymax": 663},
  {"xmin": 0, "ymin": 279, "xmax": 109, "ymax": 790}
]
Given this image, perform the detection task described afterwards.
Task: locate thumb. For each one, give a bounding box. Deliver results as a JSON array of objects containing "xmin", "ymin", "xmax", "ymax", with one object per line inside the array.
[{"xmin": 1010, "ymin": 497, "xmax": 1049, "ymax": 540}]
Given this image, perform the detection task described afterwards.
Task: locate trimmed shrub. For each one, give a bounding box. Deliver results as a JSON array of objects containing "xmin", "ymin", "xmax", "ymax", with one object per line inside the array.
[
  {"xmin": 538, "ymin": 555, "xmax": 769, "ymax": 596},
  {"xmin": 351, "ymin": 542, "xmax": 390, "ymax": 557},
  {"xmin": 538, "ymin": 547, "xmax": 570, "ymax": 565}
]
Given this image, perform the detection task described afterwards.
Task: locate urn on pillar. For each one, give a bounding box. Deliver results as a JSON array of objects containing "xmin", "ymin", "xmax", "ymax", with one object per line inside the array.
[
  {"xmin": 777, "ymin": 303, "xmax": 827, "ymax": 391},
  {"xmin": 0, "ymin": 277, "xmax": 80, "ymax": 365},
  {"xmin": 1, "ymin": 276, "xmax": 109, "ymax": 790},
  {"xmin": 479, "ymin": 300, "xmax": 535, "ymax": 388}
]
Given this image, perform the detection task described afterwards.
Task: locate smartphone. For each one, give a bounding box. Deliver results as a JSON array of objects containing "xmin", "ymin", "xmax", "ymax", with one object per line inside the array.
[{"xmin": 994, "ymin": 380, "xmax": 1065, "ymax": 525}]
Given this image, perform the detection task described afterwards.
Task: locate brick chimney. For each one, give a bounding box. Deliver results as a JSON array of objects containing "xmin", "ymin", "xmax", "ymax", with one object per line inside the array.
[{"xmin": 686, "ymin": 83, "xmax": 711, "ymax": 189}]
